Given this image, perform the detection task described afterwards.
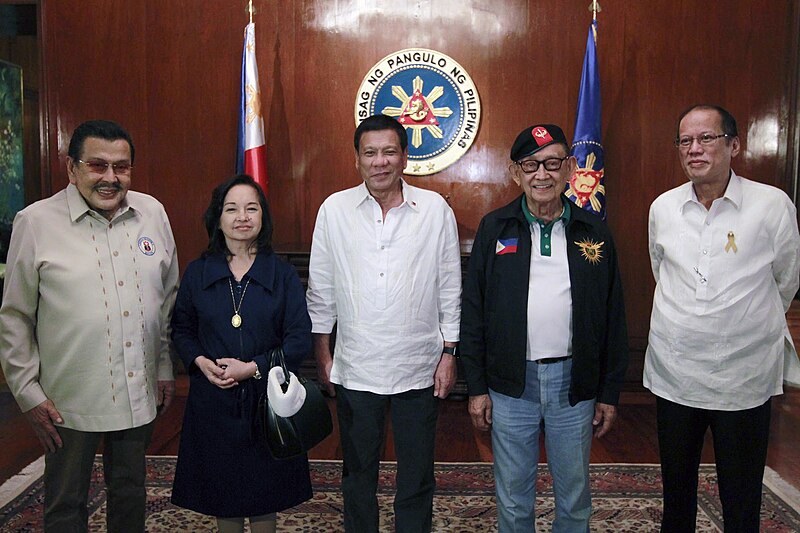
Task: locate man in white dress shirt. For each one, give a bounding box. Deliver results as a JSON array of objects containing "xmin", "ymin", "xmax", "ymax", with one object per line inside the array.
[
  {"xmin": 306, "ymin": 114, "xmax": 461, "ymax": 533},
  {"xmin": 645, "ymin": 104, "xmax": 800, "ymax": 532}
]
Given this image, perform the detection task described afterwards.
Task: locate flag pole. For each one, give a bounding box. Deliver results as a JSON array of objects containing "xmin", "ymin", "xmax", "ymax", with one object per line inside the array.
[
  {"xmin": 588, "ymin": 1, "xmax": 600, "ymax": 41},
  {"xmin": 590, "ymin": 0, "xmax": 600, "ymax": 22},
  {"xmin": 237, "ymin": 0, "xmax": 269, "ymax": 194},
  {"xmin": 567, "ymin": 0, "xmax": 606, "ymax": 218}
]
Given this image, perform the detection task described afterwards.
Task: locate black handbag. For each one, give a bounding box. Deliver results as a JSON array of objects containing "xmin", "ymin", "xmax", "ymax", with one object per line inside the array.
[{"xmin": 257, "ymin": 347, "xmax": 333, "ymax": 459}]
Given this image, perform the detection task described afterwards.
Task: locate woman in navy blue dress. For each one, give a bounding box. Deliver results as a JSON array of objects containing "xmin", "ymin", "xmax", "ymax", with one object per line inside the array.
[{"xmin": 170, "ymin": 175, "xmax": 312, "ymax": 533}]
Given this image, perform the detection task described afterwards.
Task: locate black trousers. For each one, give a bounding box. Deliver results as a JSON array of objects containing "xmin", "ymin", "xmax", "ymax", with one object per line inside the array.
[
  {"xmin": 656, "ymin": 396, "xmax": 771, "ymax": 533},
  {"xmin": 43, "ymin": 421, "xmax": 155, "ymax": 533},
  {"xmin": 335, "ymin": 385, "xmax": 438, "ymax": 533}
]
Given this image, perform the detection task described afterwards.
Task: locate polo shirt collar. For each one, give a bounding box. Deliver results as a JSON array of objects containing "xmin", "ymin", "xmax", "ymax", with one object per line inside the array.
[
  {"xmin": 521, "ymin": 195, "xmax": 571, "ymax": 257},
  {"xmin": 520, "ymin": 194, "xmax": 571, "ymax": 228}
]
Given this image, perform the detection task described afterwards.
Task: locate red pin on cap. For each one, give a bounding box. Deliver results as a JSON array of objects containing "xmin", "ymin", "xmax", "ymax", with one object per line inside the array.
[{"xmin": 532, "ymin": 126, "xmax": 554, "ymax": 146}]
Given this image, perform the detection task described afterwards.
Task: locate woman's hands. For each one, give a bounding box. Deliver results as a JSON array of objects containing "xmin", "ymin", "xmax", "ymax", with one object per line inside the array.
[
  {"xmin": 195, "ymin": 356, "xmax": 238, "ymax": 389},
  {"xmin": 216, "ymin": 358, "xmax": 259, "ymax": 383},
  {"xmin": 194, "ymin": 356, "xmax": 256, "ymax": 389}
]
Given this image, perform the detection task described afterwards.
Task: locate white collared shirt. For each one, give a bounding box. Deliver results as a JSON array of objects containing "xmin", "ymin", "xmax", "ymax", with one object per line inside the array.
[
  {"xmin": 306, "ymin": 180, "xmax": 462, "ymax": 394},
  {"xmin": 644, "ymin": 171, "xmax": 800, "ymax": 410}
]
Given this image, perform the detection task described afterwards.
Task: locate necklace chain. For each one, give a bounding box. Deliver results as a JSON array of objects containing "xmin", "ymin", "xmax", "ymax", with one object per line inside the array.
[{"xmin": 228, "ymin": 277, "xmax": 251, "ymax": 328}]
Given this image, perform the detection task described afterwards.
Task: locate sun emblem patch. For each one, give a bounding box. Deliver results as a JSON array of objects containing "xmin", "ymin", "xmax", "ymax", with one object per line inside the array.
[
  {"xmin": 574, "ymin": 238, "xmax": 604, "ymax": 264},
  {"xmin": 354, "ymin": 48, "xmax": 481, "ymax": 175}
]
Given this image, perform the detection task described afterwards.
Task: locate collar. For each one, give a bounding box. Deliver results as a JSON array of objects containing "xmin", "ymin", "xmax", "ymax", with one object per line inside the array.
[
  {"xmin": 355, "ymin": 179, "xmax": 421, "ymax": 212},
  {"xmin": 66, "ymin": 183, "xmax": 134, "ymax": 223},
  {"xmin": 200, "ymin": 251, "xmax": 276, "ymax": 292},
  {"xmin": 497, "ymin": 193, "xmax": 601, "ymax": 231},
  {"xmin": 681, "ymin": 170, "xmax": 742, "ymax": 213},
  {"xmin": 520, "ymin": 195, "xmax": 570, "ymax": 227}
]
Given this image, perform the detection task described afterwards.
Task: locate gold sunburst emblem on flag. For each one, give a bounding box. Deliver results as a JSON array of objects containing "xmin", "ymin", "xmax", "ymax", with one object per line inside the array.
[
  {"xmin": 246, "ymin": 85, "xmax": 261, "ymax": 124},
  {"xmin": 565, "ymin": 151, "xmax": 605, "ymax": 213},
  {"xmin": 574, "ymin": 238, "xmax": 604, "ymax": 264},
  {"xmin": 380, "ymin": 76, "xmax": 453, "ymax": 148}
]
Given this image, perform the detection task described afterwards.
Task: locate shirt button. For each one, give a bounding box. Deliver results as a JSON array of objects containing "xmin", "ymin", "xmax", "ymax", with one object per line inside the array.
[
  {"xmin": 380, "ymin": 272, "xmax": 384, "ymax": 277},
  {"xmin": 108, "ymin": 223, "xmax": 113, "ymax": 229},
  {"xmin": 544, "ymin": 233, "xmax": 549, "ymax": 238},
  {"xmin": 381, "ymin": 245, "xmax": 385, "ymax": 250},
  {"xmin": 118, "ymin": 281, "xmax": 124, "ymax": 286},
  {"xmin": 545, "ymin": 244, "xmax": 550, "ymax": 249},
  {"xmin": 128, "ymin": 371, "xmax": 134, "ymax": 378},
  {"xmin": 702, "ymin": 250, "xmax": 708, "ymax": 255},
  {"xmin": 125, "ymin": 341, "xmax": 132, "ymax": 347},
  {"xmin": 123, "ymin": 311, "xmax": 130, "ymax": 317},
  {"xmin": 113, "ymin": 251, "xmax": 119, "ymax": 257}
]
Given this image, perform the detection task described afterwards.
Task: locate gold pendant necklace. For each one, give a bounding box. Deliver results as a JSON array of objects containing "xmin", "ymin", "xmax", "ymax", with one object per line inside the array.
[{"xmin": 228, "ymin": 277, "xmax": 251, "ymax": 328}]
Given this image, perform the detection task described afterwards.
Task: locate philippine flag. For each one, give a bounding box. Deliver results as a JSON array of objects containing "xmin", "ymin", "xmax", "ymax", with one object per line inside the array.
[
  {"xmin": 236, "ymin": 22, "xmax": 269, "ymax": 194},
  {"xmin": 496, "ymin": 238, "xmax": 518, "ymax": 255}
]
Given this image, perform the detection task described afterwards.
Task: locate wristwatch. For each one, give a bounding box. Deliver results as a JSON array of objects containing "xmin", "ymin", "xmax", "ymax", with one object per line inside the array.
[
  {"xmin": 253, "ymin": 364, "xmax": 262, "ymax": 380},
  {"xmin": 442, "ymin": 346, "xmax": 459, "ymax": 358}
]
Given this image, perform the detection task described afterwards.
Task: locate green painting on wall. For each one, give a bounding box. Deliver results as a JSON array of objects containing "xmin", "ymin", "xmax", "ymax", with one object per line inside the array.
[{"xmin": 0, "ymin": 60, "xmax": 24, "ymax": 266}]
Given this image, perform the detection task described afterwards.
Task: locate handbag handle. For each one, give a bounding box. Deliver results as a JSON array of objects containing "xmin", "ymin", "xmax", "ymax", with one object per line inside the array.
[{"xmin": 268, "ymin": 346, "xmax": 291, "ymax": 390}]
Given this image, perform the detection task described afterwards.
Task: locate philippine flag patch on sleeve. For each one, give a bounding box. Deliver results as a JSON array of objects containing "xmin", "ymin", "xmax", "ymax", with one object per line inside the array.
[{"xmin": 496, "ymin": 238, "xmax": 518, "ymax": 255}]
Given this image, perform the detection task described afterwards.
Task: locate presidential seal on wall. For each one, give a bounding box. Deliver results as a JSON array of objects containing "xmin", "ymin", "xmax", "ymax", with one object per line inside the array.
[{"xmin": 354, "ymin": 48, "xmax": 481, "ymax": 176}]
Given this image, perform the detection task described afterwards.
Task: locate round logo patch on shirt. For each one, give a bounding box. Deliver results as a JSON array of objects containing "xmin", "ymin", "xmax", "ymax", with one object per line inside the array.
[
  {"xmin": 354, "ymin": 48, "xmax": 481, "ymax": 176},
  {"xmin": 138, "ymin": 237, "xmax": 156, "ymax": 256}
]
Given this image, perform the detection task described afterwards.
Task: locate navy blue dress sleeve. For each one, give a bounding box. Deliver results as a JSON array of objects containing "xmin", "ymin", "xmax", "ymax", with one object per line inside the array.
[{"xmin": 171, "ymin": 260, "xmax": 205, "ymax": 370}]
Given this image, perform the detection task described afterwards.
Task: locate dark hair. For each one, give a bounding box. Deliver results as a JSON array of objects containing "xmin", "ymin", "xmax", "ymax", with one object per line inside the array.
[
  {"xmin": 676, "ymin": 104, "xmax": 738, "ymax": 140},
  {"xmin": 354, "ymin": 114, "xmax": 408, "ymax": 152},
  {"xmin": 67, "ymin": 120, "xmax": 135, "ymax": 163},
  {"xmin": 202, "ymin": 175, "xmax": 273, "ymax": 257}
]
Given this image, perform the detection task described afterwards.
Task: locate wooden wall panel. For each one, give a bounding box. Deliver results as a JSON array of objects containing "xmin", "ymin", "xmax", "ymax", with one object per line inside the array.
[
  {"xmin": 41, "ymin": 0, "xmax": 148, "ymax": 194},
  {"xmin": 38, "ymin": 0, "xmax": 800, "ymax": 386}
]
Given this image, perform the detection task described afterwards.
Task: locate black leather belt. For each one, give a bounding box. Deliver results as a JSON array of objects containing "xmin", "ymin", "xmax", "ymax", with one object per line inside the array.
[{"xmin": 534, "ymin": 356, "xmax": 571, "ymax": 364}]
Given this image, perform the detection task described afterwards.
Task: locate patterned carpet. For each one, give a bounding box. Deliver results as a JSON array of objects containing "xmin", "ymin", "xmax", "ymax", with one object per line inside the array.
[{"xmin": 2, "ymin": 457, "xmax": 800, "ymax": 532}]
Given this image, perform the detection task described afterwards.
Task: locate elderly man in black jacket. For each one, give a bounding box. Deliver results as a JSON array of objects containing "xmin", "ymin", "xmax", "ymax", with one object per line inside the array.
[{"xmin": 460, "ymin": 123, "xmax": 628, "ymax": 533}]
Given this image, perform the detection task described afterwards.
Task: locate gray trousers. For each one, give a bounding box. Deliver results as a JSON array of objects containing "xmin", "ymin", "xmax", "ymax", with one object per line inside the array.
[{"xmin": 43, "ymin": 420, "xmax": 155, "ymax": 533}]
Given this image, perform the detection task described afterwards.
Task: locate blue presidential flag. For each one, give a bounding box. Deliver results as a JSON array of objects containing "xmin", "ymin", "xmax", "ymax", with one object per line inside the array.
[{"xmin": 566, "ymin": 20, "xmax": 606, "ymax": 219}]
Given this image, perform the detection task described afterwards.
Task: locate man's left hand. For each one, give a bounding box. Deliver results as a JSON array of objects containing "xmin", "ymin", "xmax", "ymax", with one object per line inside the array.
[
  {"xmin": 592, "ymin": 402, "xmax": 617, "ymax": 438},
  {"xmin": 157, "ymin": 380, "xmax": 175, "ymax": 414},
  {"xmin": 433, "ymin": 353, "xmax": 457, "ymax": 399}
]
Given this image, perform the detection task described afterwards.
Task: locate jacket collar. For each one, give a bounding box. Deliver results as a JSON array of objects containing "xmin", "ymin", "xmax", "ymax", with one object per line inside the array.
[
  {"xmin": 497, "ymin": 193, "xmax": 602, "ymax": 231},
  {"xmin": 200, "ymin": 251, "xmax": 276, "ymax": 292}
]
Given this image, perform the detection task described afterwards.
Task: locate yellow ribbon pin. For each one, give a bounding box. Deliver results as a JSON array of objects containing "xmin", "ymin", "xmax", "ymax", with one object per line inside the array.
[{"xmin": 725, "ymin": 231, "xmax": 737, "ymax": 253}]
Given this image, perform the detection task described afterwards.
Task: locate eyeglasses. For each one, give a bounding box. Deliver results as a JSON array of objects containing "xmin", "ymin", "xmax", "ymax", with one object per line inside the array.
[
  {"xmin": 77, "ymin": 159, "xmax": 133, "ymax": 176},
  {"xmin": 515, "ymin": 156, "xmax": 570, "ymax": 174},
  {"xmin": 674, "ymin": 133, "xmax": 731, "ymax": 148}
]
